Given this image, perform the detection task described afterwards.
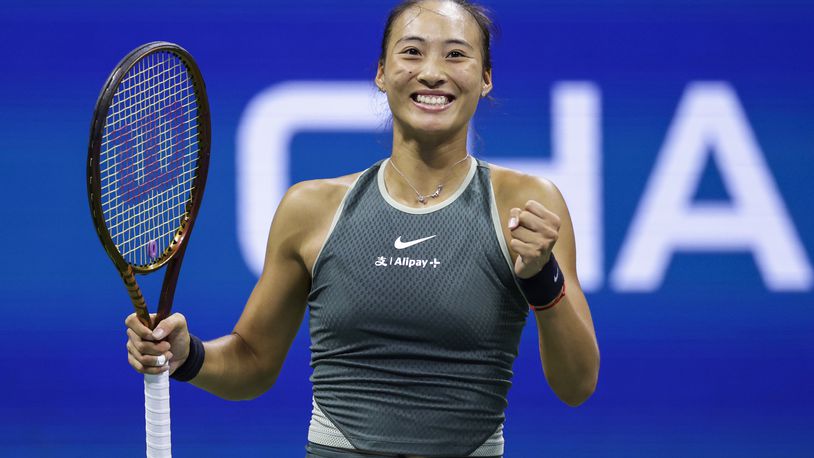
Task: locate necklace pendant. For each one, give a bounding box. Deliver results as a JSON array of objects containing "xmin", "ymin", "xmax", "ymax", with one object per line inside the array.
[
  {"xmin": 417, "ymin": 195, "xmax": 426, "ymax": 204},
  {"xmin": 430, "ymin": 185, "xmax": 442, "ymax": 199}
]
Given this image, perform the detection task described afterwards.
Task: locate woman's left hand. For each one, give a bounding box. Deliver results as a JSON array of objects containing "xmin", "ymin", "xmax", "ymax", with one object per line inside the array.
[{"xmin": 508, "ymin": 200, "xmax": 561, "ymax": 279}]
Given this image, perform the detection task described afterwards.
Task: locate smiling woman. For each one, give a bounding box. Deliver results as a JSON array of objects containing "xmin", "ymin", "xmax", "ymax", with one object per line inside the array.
[
  {"xmin": 375, "ymin": 0, "xmax": 492, "ymax": 147},
  {"xmin": 123, "ymin": 1, "xmax": 600, "ymax": 457}
]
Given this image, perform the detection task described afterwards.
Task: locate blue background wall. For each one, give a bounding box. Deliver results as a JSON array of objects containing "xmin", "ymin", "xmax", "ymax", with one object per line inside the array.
[{"xmin": 1, "ymin": 1, "xmax": 812, "ymax": 456}]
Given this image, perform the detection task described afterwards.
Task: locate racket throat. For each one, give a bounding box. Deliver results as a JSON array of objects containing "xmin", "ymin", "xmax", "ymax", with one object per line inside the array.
[
  {"xmin": 155, "ymin": 247, "xmax": 187, "ymax": 326},
  {"xmin": 121, "ymin": 266, "xmax": 153, "ymax": 328}
]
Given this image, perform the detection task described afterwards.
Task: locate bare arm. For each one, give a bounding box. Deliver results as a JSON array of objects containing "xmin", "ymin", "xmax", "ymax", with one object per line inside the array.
[
  {"xmin": 190, "ymin": 207, "xmax": 308, "ymax": 400},
  {"xmin": 531, "ymin": 182, "xmax": 599, "ymax": 406},
  {"xmin": 193, "ymin": 181, "xmax": 331, "ymax": 400},
  {"xmin": 126, "ymin": 179, "xmax": 342, "ymax": 400},
  {"xmin": 495, "ymin": 169, "xmax": 600, "ymax": 406}
]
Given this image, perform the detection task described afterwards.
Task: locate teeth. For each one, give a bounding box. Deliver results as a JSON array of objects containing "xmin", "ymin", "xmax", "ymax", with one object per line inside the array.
[{"xmin": 416, "ymin": 94, "xmax": 449, "ymax": 106}]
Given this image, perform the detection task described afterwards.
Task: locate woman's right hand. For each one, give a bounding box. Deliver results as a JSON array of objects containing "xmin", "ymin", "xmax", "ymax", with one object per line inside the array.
[{"xmin": 125, "ymin": 312, "xmax": 190, "ymax": 375}]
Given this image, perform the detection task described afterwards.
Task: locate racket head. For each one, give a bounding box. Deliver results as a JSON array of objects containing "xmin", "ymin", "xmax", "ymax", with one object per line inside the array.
[{"xmin": 87, "ymin": 41, "xmax": 210, "ymax": 274}]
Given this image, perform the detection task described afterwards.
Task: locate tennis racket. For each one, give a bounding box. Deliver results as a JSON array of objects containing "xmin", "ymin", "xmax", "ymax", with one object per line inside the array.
[{"xmin": 87, "ymin": 41, "xmax": 211, "ymax": 457}]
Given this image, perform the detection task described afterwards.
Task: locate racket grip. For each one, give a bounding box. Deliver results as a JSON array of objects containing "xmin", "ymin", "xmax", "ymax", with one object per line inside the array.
[{"xmin": 145, "ymin": 372, "xmax": 172, "ymax": 458}]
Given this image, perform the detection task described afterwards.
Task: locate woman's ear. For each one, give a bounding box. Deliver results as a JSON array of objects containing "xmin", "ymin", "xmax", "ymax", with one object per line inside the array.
[
  {"xmin": 375, "ymin": 61, "xmax": 386, "ymax": 93},
  {"xmin": 481, "ymin": 68, "xmax": 493, "ymax": 98}
]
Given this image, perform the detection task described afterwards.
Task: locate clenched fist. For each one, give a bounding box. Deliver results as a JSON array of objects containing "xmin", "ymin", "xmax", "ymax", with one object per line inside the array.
[{"xmin": 508, "ymin": 200, "xmax": 561, "ymax": 279}]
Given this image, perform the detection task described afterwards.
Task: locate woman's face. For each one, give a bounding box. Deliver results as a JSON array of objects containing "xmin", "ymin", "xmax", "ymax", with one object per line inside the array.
[{"xmin": 376, "ymin": 0, "xmax": 492, "ymax": 139}]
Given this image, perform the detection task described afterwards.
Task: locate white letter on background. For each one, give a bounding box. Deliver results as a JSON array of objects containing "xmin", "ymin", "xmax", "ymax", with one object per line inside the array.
[
  {"xmin": 612, "ymin": 82, "xmax": 812, "ymax": 291},
  {"xmin": 488, "ymin": 83, "xmax": 603, "ymax": 291},
  {"xmin": 236, "ymin": 82, "xmax": 387, "ymax": 276}
]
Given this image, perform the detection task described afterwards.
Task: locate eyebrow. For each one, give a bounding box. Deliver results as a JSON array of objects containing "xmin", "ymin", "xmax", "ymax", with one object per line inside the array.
[{"xmin": 394, "ymin": 35, "xmax": 474, "ymax": 49}]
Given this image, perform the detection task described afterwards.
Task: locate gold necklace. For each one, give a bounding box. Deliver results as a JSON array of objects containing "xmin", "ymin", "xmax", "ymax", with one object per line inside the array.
[{"xmin": 388, "ymin": 154, "xmax": 471, "ymax": 204}]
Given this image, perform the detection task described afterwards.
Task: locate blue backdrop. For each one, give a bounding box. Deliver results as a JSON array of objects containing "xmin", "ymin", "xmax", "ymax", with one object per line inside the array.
[{"xmin": 1, "ymin": 1, "xmax": 812, "ymax": 457}]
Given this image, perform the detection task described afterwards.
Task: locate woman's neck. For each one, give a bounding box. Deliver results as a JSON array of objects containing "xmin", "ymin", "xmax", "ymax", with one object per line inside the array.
[{"xmin": 385, "ymin": 127, "xmax": 472, "ymax": 206}]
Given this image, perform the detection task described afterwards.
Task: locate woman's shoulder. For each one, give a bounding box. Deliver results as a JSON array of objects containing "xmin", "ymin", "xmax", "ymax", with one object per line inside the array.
[
  {"xmin": 269, "ymin": 170, "xmax": 367, "ymax": 260},
  {"xmin": 487, "ymin": 161, "xmax": 565, "ymax": 211},
  {"xmin": 288, "ymin": 171, "xmax": 364, "ymax": 199},
  {"xmin": 279, "ymin": 170, "xmax": 366, "ymax": 217}
]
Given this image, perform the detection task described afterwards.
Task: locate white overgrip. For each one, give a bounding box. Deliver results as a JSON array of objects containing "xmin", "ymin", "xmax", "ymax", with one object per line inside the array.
[{"xmin": 144, "ymin": 371, "xmax": 171, "ymax": 457}]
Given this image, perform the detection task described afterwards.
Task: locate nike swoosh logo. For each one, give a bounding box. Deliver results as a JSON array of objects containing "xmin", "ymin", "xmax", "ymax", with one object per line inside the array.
[
  {"xmin": 394, "ymin": 235, "xmax": 437, "ymax": 250},
  {"xmin": 554, "ymin": 266, "xmax": 560, "ymax": 282}
]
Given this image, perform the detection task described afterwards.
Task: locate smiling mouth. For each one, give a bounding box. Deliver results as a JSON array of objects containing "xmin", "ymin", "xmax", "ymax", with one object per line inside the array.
[{"xmin": 411, "ymin": 93, "xmax": 455, "ymax": 108}]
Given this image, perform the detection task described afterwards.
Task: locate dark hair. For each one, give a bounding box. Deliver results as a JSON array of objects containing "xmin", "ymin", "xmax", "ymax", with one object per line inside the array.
[{"xmin": 378, "ymin": 0, "xmax": 496, "ymax": 71}]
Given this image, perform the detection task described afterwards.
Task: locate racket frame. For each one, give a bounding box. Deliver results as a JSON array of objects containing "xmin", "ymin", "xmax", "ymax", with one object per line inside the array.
[{"xmin": 87, "ymin": 41, "xmax": 211, "ymax": 329}]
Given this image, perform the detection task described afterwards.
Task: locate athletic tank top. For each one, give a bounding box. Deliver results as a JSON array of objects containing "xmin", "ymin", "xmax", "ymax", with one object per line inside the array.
[{"xmin": 307, "ymin": 158, "xmax": 529, "ymax": 457}]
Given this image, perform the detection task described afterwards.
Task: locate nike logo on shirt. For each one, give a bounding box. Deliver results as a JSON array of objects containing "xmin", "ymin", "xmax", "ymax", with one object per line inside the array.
[{"xmin": 394, "ymin": 235, "xmax": 437, "ymax": 250}]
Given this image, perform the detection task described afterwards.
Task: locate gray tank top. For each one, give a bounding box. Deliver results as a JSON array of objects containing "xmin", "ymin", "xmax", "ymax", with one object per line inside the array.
[{"xmin": 307, "ymin": 158, "xmax": 529, "ymax": 457}]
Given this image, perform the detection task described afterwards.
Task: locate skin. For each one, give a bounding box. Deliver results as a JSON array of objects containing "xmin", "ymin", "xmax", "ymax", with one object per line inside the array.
[{"xmin": 126, "ymin": 0, "xmax": 599, "ymax": 415}]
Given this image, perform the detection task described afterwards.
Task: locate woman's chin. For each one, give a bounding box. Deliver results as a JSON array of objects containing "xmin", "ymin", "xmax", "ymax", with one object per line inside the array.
[{"xmin": 401, "ymin": 119, "xmax": 467, "ymax": 139}]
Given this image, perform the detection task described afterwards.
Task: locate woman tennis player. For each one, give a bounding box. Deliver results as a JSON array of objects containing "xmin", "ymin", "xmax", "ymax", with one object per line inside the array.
[{"xmin": 126, "ymin": 1, "xmax": 600, "ymax": 456}]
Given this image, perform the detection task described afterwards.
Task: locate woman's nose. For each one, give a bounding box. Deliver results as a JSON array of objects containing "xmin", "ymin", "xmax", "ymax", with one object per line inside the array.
[{"xmin": 417, "ymin": 60, "xmax": 446, "ymax": 88}]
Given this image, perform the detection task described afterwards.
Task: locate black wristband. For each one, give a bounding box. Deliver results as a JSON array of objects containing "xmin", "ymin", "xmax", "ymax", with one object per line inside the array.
[
  {"xmin": 170, "ymin": 334, "xmax": 205, "ymax": 382},
  {"xmin": 516, "ymin": 253, "xmax": 565, "ymax": 310}
]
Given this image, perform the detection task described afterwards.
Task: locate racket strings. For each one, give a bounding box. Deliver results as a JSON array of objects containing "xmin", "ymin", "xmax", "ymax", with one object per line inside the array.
[
  {"xmin": 100, "ymin": 94, "xmax": 197, "ymax": 154},
  {"xmin": 106, "ymin": 72, "xmax": 192, "ymax": 123},
  {"xmin": 112, "ymin": 58, "xmax": 173, "ymax": 98},
  {"xmin": 120, "ymin": 203, "xmax": 193, "ymax": 258},
  {"xmin": 105, "ymin": 169, "xmax": 199, "ymax": 235},
  {"xmin": 102, "ymin": 80, "xmax": 196, "ymax": 152},
  {"xmin": 100, "ymin": 126, "xmax": 199, "ymax": 194},
  {"xmin": 102, "ymin": 64, "xmax": 196, "ymax": 157},
  {"xmin": 99, "ymin": 50, "xmax": 200, "ymax": 268}
]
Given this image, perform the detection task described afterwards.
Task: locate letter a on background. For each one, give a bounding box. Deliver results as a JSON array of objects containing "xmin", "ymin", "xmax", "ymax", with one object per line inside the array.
[{"xmin": 612, "ymin": 82, "xmax": 812, "ymax": 292}]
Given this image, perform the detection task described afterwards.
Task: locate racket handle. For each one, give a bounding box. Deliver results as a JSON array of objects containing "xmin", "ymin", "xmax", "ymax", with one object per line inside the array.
[{"xmin": 145, "ymin": 372, "xmax": 172, "ymax": 458}]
